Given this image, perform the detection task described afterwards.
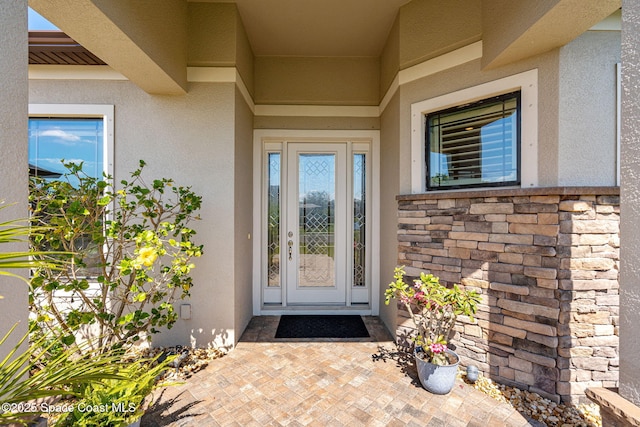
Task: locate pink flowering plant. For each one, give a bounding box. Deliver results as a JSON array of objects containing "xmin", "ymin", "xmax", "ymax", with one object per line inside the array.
[{"xmin": 385, "ymin": 266, "xmax": 481, "ymax": 365}]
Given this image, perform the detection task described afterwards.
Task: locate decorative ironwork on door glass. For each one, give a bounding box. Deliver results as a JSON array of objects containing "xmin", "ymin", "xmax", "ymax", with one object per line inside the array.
[
  {"xmin": 298, "ymin": 154, "xmax": 336, "ymax": 287},
  {"xmin": 353, "ymin": 153, "xmax": 366, "ymax": 287},
  {"xmin": 267, "ymin": 153, "xmax": 280, "ymax": 287}
]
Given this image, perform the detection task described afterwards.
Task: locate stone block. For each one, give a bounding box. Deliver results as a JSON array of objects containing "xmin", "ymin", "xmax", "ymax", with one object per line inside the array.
[
  {"xmin": 593, "ymin": 347, "xmax": 618, "ymax": 358},
  {"xmin": 523, "ymin": 266, "xmax": 557, "ymax": 279},
  {"xmin": 488, "ymin": 331, "xmax": 514, "ymax": 346},
  {"xmin": 489, "ymin": 354, "xmax": 510, "ymax": 367},
  {"xmin": 489, "ymin": 233, "xmax": 534, "ymax": 245},
  {"xmin": 538, "ymin": 213, "xmax": 559, "ymax": 224},
  {"xmin": 499, "ymin": 366, "xmax": 516, "ymax": 380},
  {"xmin": 509, "ymin": 223, "xmax": 560, "ymax": 237},
  {"xmin": 437, "ymin": 199, "xmax": 456, "ymax": 209},
  {"xmin": 523, "ymin": 254, "xmax": 542, "ymax": 266},
  {"xmin": 569, "ymin": 347, "xmax": 594, "ymax": 357},
  {"xmin": 562, "ymin": 279, "xmax": 618, "ymax": 291},
  {"xmin": 514, "ymin": 349, "xmax": 556, "ymax": 368},
  {"xmin": 534, "ymin": 235, "xmax": 558, "ymax": 246},
  {"xmin": 491, "ymin": 222, "xmax": 509, "ymax": 234},
  {"xmin": 592, "ymin": 371, "xmax": 619, "ymax": 381},
  {"xmin": 573, "ymin": 357, "xmax": 609, "ymax": 372},
  {"xmin": 456, "ymin": 240, "xmax": 478, "ymax": 249},
  {"xmin": 491, "ymin": 322, "xmax": 527, "ymax": 339},
  {"xmin": 526, "ymin": 332, "xmax": 559, "ymax": 348},
  {"xmin": 514, "ymin": 203, "xmax": 559, "ymax": 213},
  {"xmin": 498, "ymin": 252, "xmax": 524, "ymax": 264},
  {"xmin": 505, "ymin": 244, "xmax": 556, "ymax": 256},
  {"xmin": 570, "ymin": 258, "xmax": 615, "ymax": 271},
  {"xmin": 508, "ymin": 355, "xmax": 533, "ymax": 372},
  {"xmin": 531, "ymin": 195, "xmax": 560, "ymax": 204},
  {"xmin": 506, "ymin": 214, "xmax": 538, "ymax": 224},
  {"xmin": 567, "ymin": 220, "xmax": 619, "ymax": 234},
  {"xmin": 593, "ymin": 324, "xmax": 615, "ymax": 336},
  {"xmin": 559, "ymin": 200, "xmax": 593, "ymax": 212},
  {"xmin": 465, "ymin": 324, "xmax": 483, "ymax": 338},
  {"xmin": 490, "ymin": 262, "xmax": 524, "ymax": 274},
  {"xmin": 461, "ymin": 277, "xmax": 489, "ymax": 288},
  {"xmin": 503, "ymin": 317, "xmax": 556, "ymax": 336},
  {"xmin": 537, "ymin": 279, "xmax": 559, "ymax": 289},
  {"xmin": 449, "ymin": 231, "xmax": 489, "ymax": 242},
  {"xmin": 533, "ymin": 365, "xmax": 558, "ymax": 394},
  {"xmin": 490, "ymin": 282, "xmax": 529, "ymax": 295},
  {"xmin": 515, "ymin": 370, "xmax": 535, "ymax": 386},
  {"xmin": 470, "ymin": 250, "xmax": 499, "ymax": 262},
  {"xmin": 469, "ymin": 203, "xmax": 514, "ymax": 214},
  {"xmin": 573, "ymin": 311, "xmax": 611, "ymax": 325},
  {"xmin": 477, "ymin": 242, "xmax": 506, "ymax": 252},
  {"xmin": 579, "ymin": 335, "xmax": 619, "ymax": 347},
  {"xmin": 497, "ymin": 298, "xmax": 559, "ymax": 319}
]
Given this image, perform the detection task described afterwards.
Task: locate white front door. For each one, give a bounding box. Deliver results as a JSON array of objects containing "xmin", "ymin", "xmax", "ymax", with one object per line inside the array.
[
  {"xmin": 286, "ymin": 143, "xmax": 347, "ymax": 304},
  {"xmin": 258, "ymin": 133, "xmax": 375, "ymax": 311}
]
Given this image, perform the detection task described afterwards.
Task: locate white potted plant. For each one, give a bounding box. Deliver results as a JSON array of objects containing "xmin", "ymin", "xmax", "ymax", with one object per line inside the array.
[{"xmin": 385, "ymin": 266, "xmax": 481, "ymax": 394}]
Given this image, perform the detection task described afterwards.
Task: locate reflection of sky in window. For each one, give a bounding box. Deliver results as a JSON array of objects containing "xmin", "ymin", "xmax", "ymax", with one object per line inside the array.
[
  {"xmin": 480, "ymin": 114, "xmax": 516, "ymax": 182},
  {"xmin": 28, "ymin": 7, "xmax": 59, "ymax": 30},
  {"xmin": 29, "ymin": 118, "xmax": 104, "ymax": 184}
]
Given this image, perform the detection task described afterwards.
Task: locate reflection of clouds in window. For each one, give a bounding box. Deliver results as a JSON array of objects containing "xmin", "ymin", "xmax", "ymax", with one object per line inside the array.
[
  {"xmin": 38, "ymin": 129, "xmax": 81, "ymax": 143},
  {"xmin": 29, "ymin": 118, "xmax": 104, "ymax": 183}
]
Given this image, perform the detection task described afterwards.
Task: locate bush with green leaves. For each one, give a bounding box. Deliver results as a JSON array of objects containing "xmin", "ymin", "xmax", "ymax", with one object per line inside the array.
[
  {"xmin": 0, "ymin": 324, "xmax": 127, "ymax": 426},
  {"xmin": 29, "ymin": 161, "xmax": 203, "ymax": 354},
  {"xmin": 55, "ymin": 353, "xmax": 173, "ymax": 427}
]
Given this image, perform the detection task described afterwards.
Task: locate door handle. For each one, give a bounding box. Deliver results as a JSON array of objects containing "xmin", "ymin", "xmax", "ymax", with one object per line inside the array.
[{"xmin": 288, "ymin": 239, "xmax": 293, "ymax": 260}]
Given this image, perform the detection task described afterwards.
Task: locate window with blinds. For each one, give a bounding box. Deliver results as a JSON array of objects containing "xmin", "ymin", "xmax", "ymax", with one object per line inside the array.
[{"xmin": 426, "ymin": 91, "xmax": 520, "ymax": 190}]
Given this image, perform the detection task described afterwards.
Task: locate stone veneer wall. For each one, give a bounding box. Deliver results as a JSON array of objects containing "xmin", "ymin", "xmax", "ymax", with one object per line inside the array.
[{"xmin": 396, "ymin": 187, "xmax": 620, "ymax": 404}]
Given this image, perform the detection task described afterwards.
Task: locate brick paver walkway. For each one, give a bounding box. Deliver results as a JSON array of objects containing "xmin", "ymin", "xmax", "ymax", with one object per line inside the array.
[{"xmin": 142, "ymin": 316, "xmax": 533, "ymax": 426}]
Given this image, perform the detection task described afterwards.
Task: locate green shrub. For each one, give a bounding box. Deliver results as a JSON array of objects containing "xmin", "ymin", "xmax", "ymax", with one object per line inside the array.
[{"xmin": 29, "ymin": 160, "xmax": 203, "ymax": 354}]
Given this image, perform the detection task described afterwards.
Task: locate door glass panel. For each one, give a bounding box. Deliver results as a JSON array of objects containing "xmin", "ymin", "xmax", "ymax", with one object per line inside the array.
[
  {"xmin": 353, "ymin": 153, "xmax": 366, "ymax": 287},
  {"xmin": 298, "ymin": 154, "xmax": 335, "ymax": 287},
  {"xmin": 267, "ymin": 153, "xmax": 281, "ymax": 287}
]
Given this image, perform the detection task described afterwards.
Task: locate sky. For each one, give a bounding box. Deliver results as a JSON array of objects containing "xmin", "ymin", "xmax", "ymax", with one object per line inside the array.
[{"xmin": 28, "ymin": 7, "xmax": 59, "ymax": 30}]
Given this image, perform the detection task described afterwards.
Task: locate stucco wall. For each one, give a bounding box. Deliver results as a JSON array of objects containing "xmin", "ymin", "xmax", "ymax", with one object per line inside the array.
[
  {"xmin": 399, "ymin": 49, "xmax": 561, "ymax": 192},
  {"xmin": 0, "ymin": 0, "xmax": 29, "ymax": 356},
  {"xmin": 29, "ymin": 79, "xmax": 241, "ymax": 349},
  {"xmin": 379, "ymin": 91, "xmax": 401, "ymax": 333},
  {"xmin": 254, "ymin": 56, "xmax": 380, "ymax": 106},
  {"xmin": 399, "ymin": 0, "xmax": 481, "ymax": 69},
  {"xmin": 234, "ymin": 87, "xmax": 254, "ymax": 342},
  {"xmin": 620, "ymin": 0, "xmax": 640, "ymax": 407},
  {"xmin": 92, "ymin": 0, "xmax": 188, "ymax": 88},
  {"xmin": 558, "ymin": 31, "xmax": 621, "ymax": 186}
]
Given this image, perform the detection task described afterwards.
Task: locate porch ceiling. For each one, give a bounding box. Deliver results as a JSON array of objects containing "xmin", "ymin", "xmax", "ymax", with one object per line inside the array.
[{"xmin": 213, "ymin": 0, "xmax": 411, "ymax": 57}]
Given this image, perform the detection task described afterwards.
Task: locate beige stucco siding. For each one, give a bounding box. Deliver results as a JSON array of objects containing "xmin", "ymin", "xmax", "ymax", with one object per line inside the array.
[
  {"xmin": 398, "ymin": 49, "xmax": 563, "ymax": 192},
  {"xmin": 0, "ymin": 0, "xmax": 29, "ymax": 357},
  {"xmin": 29, "ymin": 79, "xmax": 242, "ymax": 349},
  {"xmin": 378, "ymin": 91, "xmax": 401, "ymax": 334},
  {"xmin": 234, "ymin": 86, "xmax": 254, "ymax": 342},
  {"xmin": 254, "ymin": 56, "xmax": 380, "ymax": 106},
  {"xmin": 399, "ymin": 0, "xmax": 482, "ymax": 70},
  {"xmin": 558, "ymin": 31, "xmax": 621, "ymax": 186}
]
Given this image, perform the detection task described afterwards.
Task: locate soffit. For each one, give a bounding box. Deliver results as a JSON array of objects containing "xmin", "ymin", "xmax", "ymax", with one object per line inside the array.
[
  {"xmin": 204, "ymin": 0, "xmax": 411, "ymax": 57},
  {"xmin": 29, "ymin": 31, "xmax": 106, "ymax": 65}
]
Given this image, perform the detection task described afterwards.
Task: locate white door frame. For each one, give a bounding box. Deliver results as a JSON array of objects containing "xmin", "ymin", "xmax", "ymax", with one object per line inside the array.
[{"xmin": 252, "ymin": 129, "xmax": 380, "ymax": 315}]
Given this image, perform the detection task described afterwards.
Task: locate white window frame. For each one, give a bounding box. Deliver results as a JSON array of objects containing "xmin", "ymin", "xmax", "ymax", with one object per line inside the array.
[
  {"xmin": 410, "ymin": 69, "xmax": 538, "ymax": 193},
  {"xmin": 28, "ymin": 104, "xmax": 114, "ymax": 179}
]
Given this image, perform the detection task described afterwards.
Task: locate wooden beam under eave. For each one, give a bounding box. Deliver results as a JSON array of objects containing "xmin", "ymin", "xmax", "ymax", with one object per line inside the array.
[
  {"xmin": 481, "ymin": 0, "xmax": 621, "ymax": 70},
  {"xmin": 29, "ymin": 0, "xmax": 187, "ymax": 95}
]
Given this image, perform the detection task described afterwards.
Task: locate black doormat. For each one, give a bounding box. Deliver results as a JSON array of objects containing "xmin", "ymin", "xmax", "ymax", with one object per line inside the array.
[{"xmin": 275, "ymin": 315, "xmax": 370, "ymax": 339}]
